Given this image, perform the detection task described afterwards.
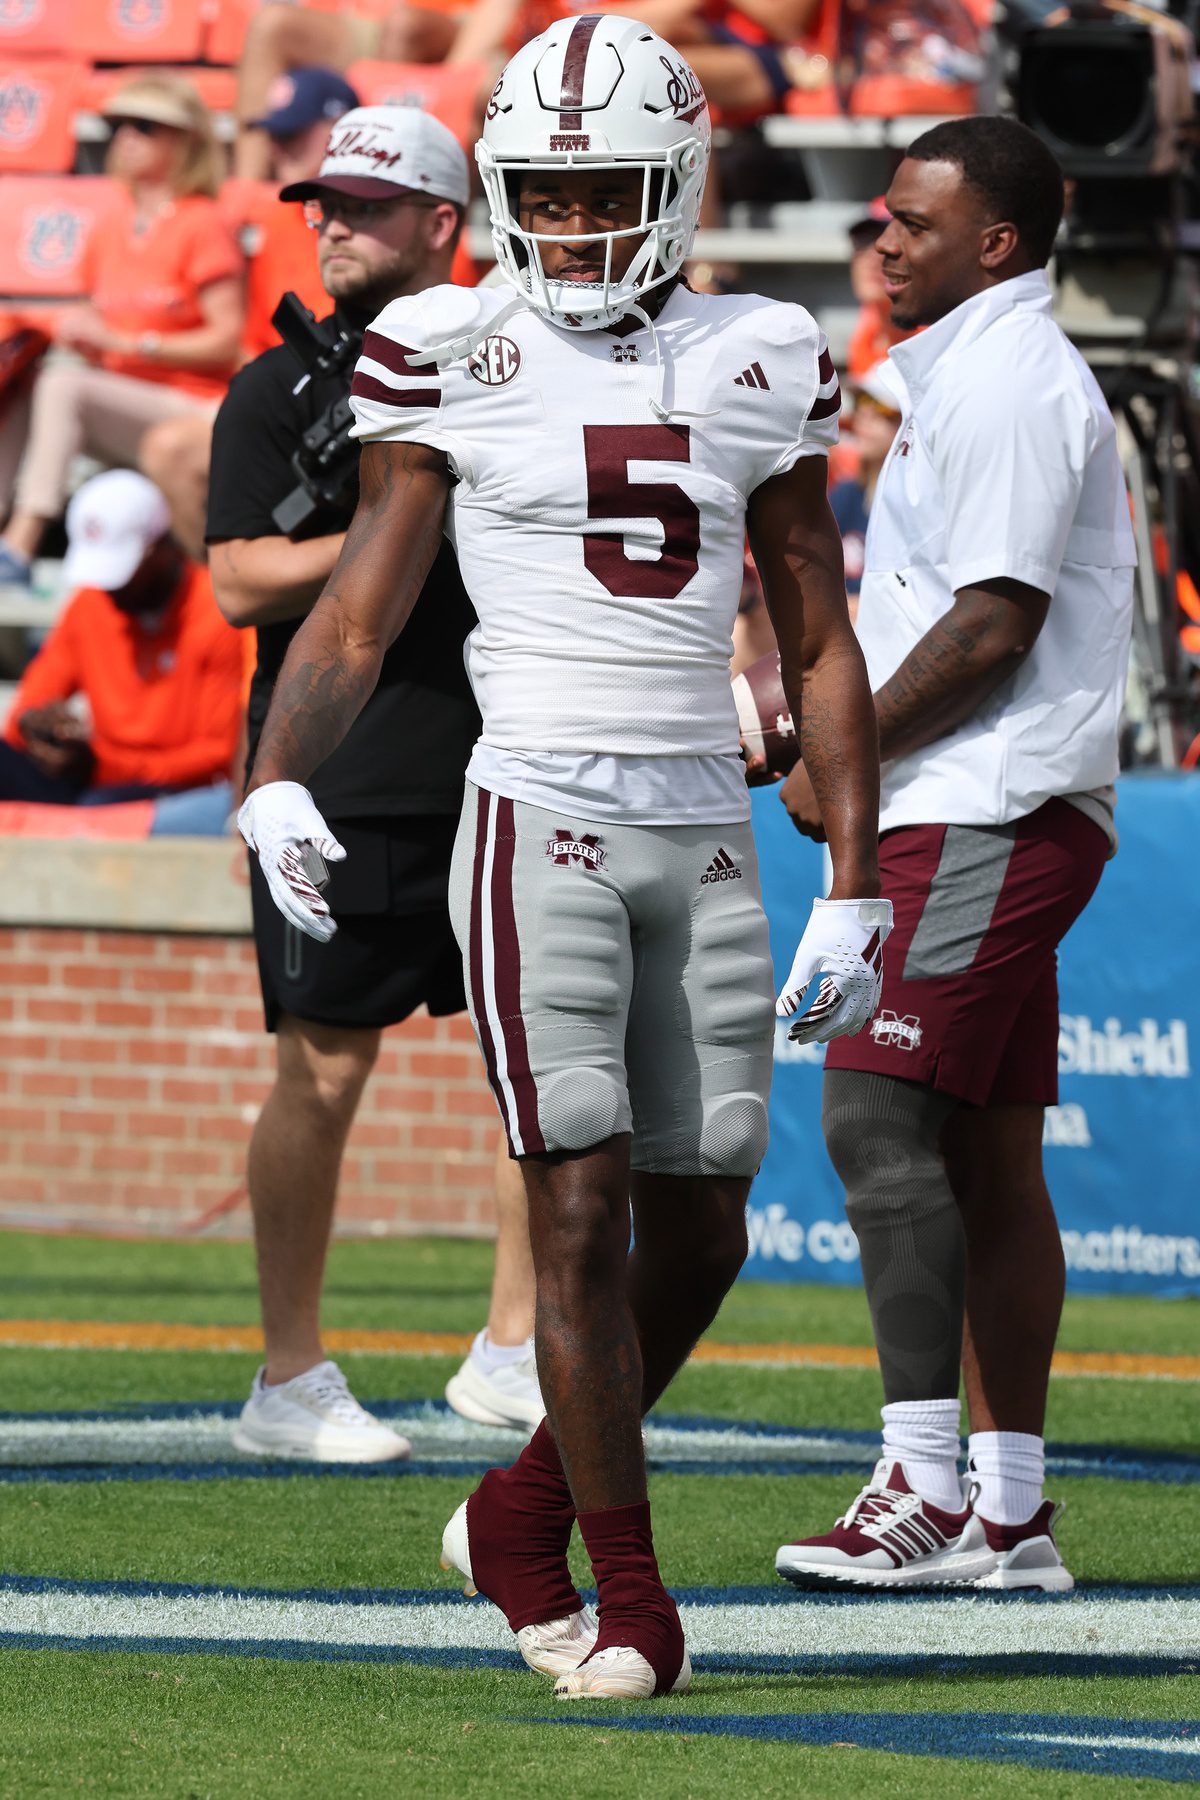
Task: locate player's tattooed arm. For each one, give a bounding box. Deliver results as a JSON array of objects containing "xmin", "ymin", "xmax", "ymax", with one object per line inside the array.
[
  {"xmin": 873, "ymin": 577, "xmax": 1050, "ymax": 763},
  {"xmin": 748, "ymin": 457, "xmax": 880, "ymax": 898},
  {"xmin": 246, "ymin": 441, "xmax": 451, "ymax": 793}
]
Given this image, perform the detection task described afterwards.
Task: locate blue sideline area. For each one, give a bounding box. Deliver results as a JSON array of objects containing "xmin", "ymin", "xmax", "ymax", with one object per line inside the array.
[
  {"xmin": 748, "ymin": 773, "xmax": 1200, "ymax": 1295},
  {"xmin": 552, "ymin": 1711, "xmax": 1200, "ymax": 1784}
]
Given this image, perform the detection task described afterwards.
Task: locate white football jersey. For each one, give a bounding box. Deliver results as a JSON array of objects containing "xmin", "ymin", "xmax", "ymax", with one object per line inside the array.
[{"xmin": 349, "ymin": 281, "xmax": 838, "ymax": 794}]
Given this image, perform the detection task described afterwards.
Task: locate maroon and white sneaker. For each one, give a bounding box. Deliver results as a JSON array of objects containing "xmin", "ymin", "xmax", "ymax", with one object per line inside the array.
[
  {"xmin": 775, "ymin": 1460, "xmax": 996, "ymax": 1590},
  {"xmin": 972, "ymin": 1499, "xmax": 1075, "ymax": 1592}
]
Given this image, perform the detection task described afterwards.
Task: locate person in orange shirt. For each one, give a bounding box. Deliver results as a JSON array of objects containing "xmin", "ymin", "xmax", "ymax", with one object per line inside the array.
[
  {"xmin": 0, "ymin": 75, "xmax": 244, "ymax": 582},
  {"xmin": 1, "ymin": 471, "xmax": 243, "ymax": 809}
]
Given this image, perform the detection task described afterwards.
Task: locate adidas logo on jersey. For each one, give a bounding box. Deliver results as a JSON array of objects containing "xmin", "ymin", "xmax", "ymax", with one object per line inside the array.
[
  {"xmin": 733, "ymin": 362, "xmax": 770, "ymax": 390},
  {"xmin": 701, "ymin": 847, "xmax": 742, "ymax": 884}
]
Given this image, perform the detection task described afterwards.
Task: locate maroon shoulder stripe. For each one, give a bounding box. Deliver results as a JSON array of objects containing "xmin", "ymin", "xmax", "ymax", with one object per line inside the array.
[
  {"xmin": 558, "ymin": 13, "xmax": 601, "ymax": 130},
  {"xmin": 489, "ymin": 796, "xmax": 545, "ymax": 1155},
  {"xmin": 351, "ymin": 372, "xmax": 441, "ymax": 409},
  {"xmin": 817, "ymin": 347, "xmax": 836, "ymax": 386},
  {"xmin": 361, "ymin": 331, "xmax": 438, "ymax": 379},
  {"xmin": 808, "ymin": 382, "xmax": 842, "ymax": 421}
]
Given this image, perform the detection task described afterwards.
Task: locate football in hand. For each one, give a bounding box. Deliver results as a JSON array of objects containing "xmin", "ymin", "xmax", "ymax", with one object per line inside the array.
[{"xmin": 732, "ymin": 651, "xmax": 798, "ymax": 779}]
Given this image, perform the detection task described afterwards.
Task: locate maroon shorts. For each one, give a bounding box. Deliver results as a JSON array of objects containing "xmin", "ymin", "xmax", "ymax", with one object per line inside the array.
[{"xmin": 824, "ymin": 799, "xmax": 1109, "ymax": 1108}]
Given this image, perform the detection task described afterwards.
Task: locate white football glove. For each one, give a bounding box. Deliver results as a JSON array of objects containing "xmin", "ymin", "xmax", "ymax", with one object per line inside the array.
[
  {"xmin": 237, "ymin": 781, "xmax": 346, "ymax": 944},
  {"xmin": 776, "ymin": 897, "xmax": 893, "ymax": 1045}
]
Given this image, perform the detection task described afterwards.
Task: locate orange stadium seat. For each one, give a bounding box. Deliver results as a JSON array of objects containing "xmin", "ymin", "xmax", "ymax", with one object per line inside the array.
[
  {"xmin": 346, "ymin": 59, "xmax": 486, "ymax": 150},
  {"xmin": 784, "ymin": 77, "xmax": 977, "ymax": 116},
  {"xmin": 0, "ymin": 174, "xmax": 115, "ymax": 297},
  {"xmin": 0, "ymin": 0, "xmax": 71, "ymax": 56},
  {"xmin": 203, "ymin": 0, "xmax": 254, "ymax": 67},
  {"xmin": 0, "ymin": 799, "xmax": 156, "ymax": 837},
  {"xmin": 82, "ymin": 63, "xmax": 237, "ymax": 113},
  {"xmin": 0, "ymin": 58, "xmax": 89, "ymax": 172},
  {"xmin": 74, "ymin": 0, "xmax": 206, "ymax": 65}
]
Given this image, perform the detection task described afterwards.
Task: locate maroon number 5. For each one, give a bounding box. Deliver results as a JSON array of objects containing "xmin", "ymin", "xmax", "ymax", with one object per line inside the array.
[{"xmin": 582, "ymin": 424, "xmax": 701, "ymax": 600}]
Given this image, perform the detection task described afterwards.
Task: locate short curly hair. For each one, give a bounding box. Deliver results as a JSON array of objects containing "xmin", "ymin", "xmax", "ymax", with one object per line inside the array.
[{"xmin": 905, "ymin": 116, "xmax": 1065, "ymax": 267}]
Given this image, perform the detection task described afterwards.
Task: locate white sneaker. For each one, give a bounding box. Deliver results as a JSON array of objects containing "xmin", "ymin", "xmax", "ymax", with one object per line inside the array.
[
  {"xmin": 232, "ymin": 1360, "xmax": 411, "ymax": 1463},
  {"xmin": 445, "ymin": 1332, "xmax": 545, "ymax": 1431},
  {"xmin": 440, "ymin": 1498, "xmax": 597, "ymax": 1677}
]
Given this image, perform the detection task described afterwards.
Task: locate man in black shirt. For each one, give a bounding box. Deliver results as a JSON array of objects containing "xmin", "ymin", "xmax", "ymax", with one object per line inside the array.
[{"xmin": 207, "ymin": 106, "xmax": 541, "ymax": 1461}]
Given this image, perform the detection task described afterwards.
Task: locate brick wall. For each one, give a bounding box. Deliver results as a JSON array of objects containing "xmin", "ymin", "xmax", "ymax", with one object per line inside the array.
[{"xmin": 0, "ymin": 926, "xmax": 500, "ymax": 1236}]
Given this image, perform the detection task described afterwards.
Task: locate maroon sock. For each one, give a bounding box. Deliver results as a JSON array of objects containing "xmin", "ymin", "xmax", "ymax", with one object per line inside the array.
[
  {"xmin": 464, "ymin": 1422, "xmax": 580, "ymax": 1633},
  {"xmin": 577, "ymin": 1500, "xmax": 685, "ymax": 1695}
]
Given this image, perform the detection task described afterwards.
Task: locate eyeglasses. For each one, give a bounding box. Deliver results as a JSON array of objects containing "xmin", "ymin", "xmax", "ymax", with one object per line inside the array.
[
  {"xmin": 107, "ymin": 115, "xmax": 173, "ymax": 137},
  {"xmin": 303, "ymin": 193, "xmax": 439, "ymax": 231}
]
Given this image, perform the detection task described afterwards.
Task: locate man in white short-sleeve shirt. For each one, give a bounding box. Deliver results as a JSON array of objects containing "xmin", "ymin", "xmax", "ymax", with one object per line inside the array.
[{"xmin": 775, "ymin": 118, "xmax": 1134, "ymax": 1596}]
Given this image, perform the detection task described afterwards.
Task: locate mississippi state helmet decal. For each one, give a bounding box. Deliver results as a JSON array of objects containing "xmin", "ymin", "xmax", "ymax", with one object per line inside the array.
[{"xmin": 477, "ymin": 14, "xmax": 711, "ymax": 331}]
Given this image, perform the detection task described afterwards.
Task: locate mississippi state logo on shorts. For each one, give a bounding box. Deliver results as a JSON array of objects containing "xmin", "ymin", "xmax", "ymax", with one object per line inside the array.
[
  {"xmin": 468, "ymin": 335, "xmax": 521, "ymax": 386},
  {"xmin": 870, "ymin": 1010, "xmax": 922, "ymax": 1050},
  {"xmin": 545, "ymin": 829, "xmax": 604, "ymax": 871}
]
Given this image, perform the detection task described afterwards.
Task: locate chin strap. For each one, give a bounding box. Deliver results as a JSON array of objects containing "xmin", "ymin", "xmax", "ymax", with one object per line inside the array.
[
  {"xmin": 404, "ymin": 293, "xmax": 533, "ymax": 372},
  {"xmin": 626, "ymin": 300, "xmax": 719, "ymax": 424}
]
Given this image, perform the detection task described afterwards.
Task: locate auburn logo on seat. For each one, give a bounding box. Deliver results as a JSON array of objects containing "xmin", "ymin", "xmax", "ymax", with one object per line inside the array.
[
  {"xmin": 0, "ymin": 76, "xmax": 44, "ymax": 146},
  {"xmin": 21, "ymin": 208, "xmax": 82, "ymax": 273}
]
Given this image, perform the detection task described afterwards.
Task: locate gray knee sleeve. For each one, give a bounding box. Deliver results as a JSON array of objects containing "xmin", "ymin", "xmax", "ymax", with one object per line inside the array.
[{"xmin": 823, "ymin": 1070, "xmax": 964, "ymax": 1402}]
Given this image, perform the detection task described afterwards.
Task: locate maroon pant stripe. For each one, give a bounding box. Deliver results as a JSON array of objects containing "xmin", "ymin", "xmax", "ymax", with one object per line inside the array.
[
  {"xmin": 469, "ymin": 791, "xmax": 506, "ymax": 1144},
  {"xmin": 558, "ymin": 13, "xmax": 601, "ymax": 130},
  {"xmin": 489, "ymin": 796, "xmax": 546, "ymax": 1155}
]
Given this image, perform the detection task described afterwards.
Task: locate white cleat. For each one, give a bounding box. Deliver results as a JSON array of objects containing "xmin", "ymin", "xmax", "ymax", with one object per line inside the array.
[
  {"xmin": 439, "ymin": 1498, "xmax": 598, "ymax": 1676},
  {"xmin": 445, "ymin": 1332, "xmax": 545, "ymax": 1431},
  {"xmin": 554, "ymin": 1646, "xmax": 693, "ymax": 1700},
  {"xmin": 231, "ymin": 1361, "xmax": 411, "ymax": 1464}
]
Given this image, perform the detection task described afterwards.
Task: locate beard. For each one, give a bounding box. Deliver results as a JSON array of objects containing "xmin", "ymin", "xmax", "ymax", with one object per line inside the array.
[{"xmin": 320, "ymin": 245, "xmax": 426, "ymax": 311}]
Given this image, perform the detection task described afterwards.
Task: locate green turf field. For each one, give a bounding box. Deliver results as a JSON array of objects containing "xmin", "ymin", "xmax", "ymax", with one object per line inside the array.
[{"xmin": 0, "ymin": 1232, "xmax": 1196, "ymax": 1799}]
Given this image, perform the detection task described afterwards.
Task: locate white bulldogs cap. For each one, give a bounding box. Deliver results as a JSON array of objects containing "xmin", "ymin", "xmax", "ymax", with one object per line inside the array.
[{"xmin": 279, "ymin": 104, "xmax": 470, "ymax": 209}]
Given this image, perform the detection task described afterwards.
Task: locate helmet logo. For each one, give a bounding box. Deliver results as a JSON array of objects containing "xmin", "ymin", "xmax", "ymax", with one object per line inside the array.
[
  {"xmin": 657, "ymin": 53, "xmax": 706, "ymax": 123},
  {"xmin": 549, "ymin": 132, "xmax": 590, "ymax": 152},
  {"xmin": 468, "ymin": 335, "xmax": 521, "ymax": 386}
]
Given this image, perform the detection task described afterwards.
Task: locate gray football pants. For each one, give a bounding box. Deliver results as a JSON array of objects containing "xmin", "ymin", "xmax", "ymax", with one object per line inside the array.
[{"xmin": 448, "ymin": 782, "xmax": 776, "ymax": 1175}]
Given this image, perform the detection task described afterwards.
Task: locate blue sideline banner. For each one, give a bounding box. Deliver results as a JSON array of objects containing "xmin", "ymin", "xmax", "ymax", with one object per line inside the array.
[{"xmin": 745, "ymin": 773, "xmax": 1200, "ymax": 1298}]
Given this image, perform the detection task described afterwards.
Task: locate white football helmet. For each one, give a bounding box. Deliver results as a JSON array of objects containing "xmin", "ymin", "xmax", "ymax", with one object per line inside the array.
[{"xmin": 477, "ymin": 14, "xmax": 711, "ymax": 331}]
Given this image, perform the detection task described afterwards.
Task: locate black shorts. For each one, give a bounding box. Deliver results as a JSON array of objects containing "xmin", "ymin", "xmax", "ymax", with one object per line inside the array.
[{"xmin": 249, "ymin": 815, "xmax": 467, "ymax": 1033}]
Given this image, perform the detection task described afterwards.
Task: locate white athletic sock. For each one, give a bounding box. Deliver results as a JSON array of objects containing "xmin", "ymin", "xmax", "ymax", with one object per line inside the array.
[
  {"xmin": 880, "ymin": 1399, "xmax": 963, "ymax": 1511},
  {"xmin": 967, "ymin": 1430, "xmax": 1045, "ymax": 1525},
  {"xmin": 471, "ymin": 1329, "xmax": 531, "ymax": 1373}
]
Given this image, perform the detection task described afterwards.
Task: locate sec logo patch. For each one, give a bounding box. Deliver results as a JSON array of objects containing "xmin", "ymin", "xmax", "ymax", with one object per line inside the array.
[{"xmin": 468, "ymin": 335, "xmax": 521, "ymax": 387}]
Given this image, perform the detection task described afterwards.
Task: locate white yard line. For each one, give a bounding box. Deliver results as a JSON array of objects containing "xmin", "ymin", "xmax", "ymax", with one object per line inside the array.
[{"xmin": 1, "ymin": 1588, "xmax": 1196, "ymax": 1660}]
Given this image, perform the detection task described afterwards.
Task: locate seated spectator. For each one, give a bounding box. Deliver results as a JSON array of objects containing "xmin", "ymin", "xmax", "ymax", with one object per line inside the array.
[
  {"xmin": 1, "ymin": 472, "xmax": 242, "ymax": 809},
  {"xmin": 243, "ymin": 67, "xmax": 361, "ymax": 358},
  {"xmin": 0, "ymin": 76, "xmax": 244, "ymax": 583},
  {"xmin": 236, "ymin": 3, "xmax": 430, "ymax": 178},
  {"xmin": 829, "ymin": 371, "xmax": 902, "ymax": 619},
  {"xmin": 140, "ymin": 68, "xmax": 359, "ymax": 551}
]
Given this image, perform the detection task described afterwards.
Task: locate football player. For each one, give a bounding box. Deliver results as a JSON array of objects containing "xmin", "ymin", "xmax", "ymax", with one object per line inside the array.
[{"xmin": 239, "ymin": 15, "xmax": 889, "ymax": 1699}]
